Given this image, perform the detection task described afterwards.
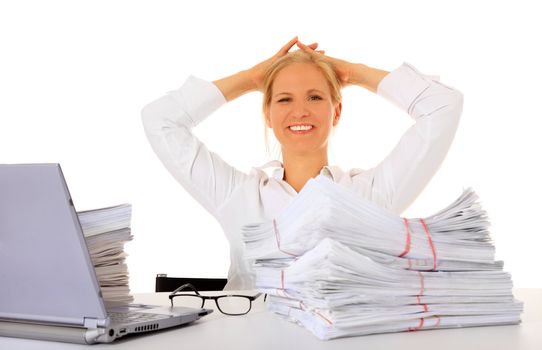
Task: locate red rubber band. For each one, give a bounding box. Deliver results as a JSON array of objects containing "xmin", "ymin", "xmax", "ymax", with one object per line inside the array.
[
  {"xmin": 408, "ymin": 318, "xmax": 425, "ymax": 332},
  {"xmin": 416, "ymin": 289, "xmax": 429, "ymax": 312},
  {"xmin": 399, "ymin": 218, "xmax": 412, "ymax": 257},
  {"xmin": 420, "ymin": 218, "xmax": 437, "ymax": 271},
  {"xmin": 273, "ymin": 219, "xmax": 299, "ymax": 257},
  {"xmin": 410, "ymin": 276, "xmax": 429, "ymax": 332},
  {"xmin": 315, "ymin": 310, "xmax": 333, "ymax": 325}
]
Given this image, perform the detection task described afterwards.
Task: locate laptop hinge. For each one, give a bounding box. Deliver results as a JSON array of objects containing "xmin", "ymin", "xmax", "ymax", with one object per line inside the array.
[{"xmin": 84, "ymin": 317, "xmax": 108, "ymax": 329}]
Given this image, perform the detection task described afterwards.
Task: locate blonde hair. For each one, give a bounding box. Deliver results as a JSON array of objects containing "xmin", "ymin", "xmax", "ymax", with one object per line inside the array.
[{"xmin": 261, "ymin": 50, "xmax": 343, "ymax": 158}]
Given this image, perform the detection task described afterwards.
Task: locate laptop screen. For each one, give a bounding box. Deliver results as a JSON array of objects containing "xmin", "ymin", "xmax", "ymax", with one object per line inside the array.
[{"xmin": 0, "ymin": 164, "xmax": 107, "ymax": 326}]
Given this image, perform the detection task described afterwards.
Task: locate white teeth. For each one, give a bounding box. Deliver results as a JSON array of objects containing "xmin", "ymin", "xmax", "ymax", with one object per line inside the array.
[{"xmin": 289, "ymin": 125, "xmax": 313, "ymax": 131}]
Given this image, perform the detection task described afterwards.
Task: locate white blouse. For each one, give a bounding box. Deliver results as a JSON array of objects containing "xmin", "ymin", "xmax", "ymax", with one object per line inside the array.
[{"xmin": 141, "ymin": 62, "xmax": 464, "ymax": 290}]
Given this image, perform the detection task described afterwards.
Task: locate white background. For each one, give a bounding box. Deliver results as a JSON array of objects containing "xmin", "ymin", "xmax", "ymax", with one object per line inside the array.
[{"xmin": 1, "ymin": 0, "xmax": 540, "ymax": 292}]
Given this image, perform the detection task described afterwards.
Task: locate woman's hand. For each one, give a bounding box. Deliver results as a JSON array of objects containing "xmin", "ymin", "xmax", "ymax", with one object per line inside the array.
[
  {"xmin": 247, "ymin": 36, "xmax": 321, "ymax": 92},
  {"xmin": 295, "ymin": 41, "xmax": 358, "ymax": 87},
  {"xmin": 295, "ymin": 41, "xmax": 389, "ymax": 93},
  {"xmin": 213, "ymin": 36, "xmax": 324, "ymax": 101}
]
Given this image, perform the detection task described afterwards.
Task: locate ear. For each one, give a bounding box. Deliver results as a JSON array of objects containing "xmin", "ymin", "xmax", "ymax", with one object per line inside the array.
[
  {"xmin": 264, "ymin": 108, "xmax": 272, "ymax": 128},
  {"xmin": 332, "ymin": 102, "xmax": 342, "ymax": 126}
]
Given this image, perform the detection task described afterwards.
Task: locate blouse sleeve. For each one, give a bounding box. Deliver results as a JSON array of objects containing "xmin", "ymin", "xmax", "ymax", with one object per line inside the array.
[
  {"xmin": 353, "ymin": 62, "xmax": 464, "ymax": 214},
  {"xmin": 141, "ymin": 76, "xmax": 251, "ymax": 217}
]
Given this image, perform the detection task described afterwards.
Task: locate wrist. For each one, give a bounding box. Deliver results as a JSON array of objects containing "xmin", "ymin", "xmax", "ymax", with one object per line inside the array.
[
  {"xmin": 241, "ymin": 69, "xmax": 259, "ymax": 93},
  {"xmin": 350, "ymin": 64, "xmax": 389, "ymax": 93},
  {"xmin": 213, "ymin": 70, "xmax": 257, "ymax": 102},
  {"xmin": 348, "ymin": 63, "xmax": 369, "ymax": 86}
]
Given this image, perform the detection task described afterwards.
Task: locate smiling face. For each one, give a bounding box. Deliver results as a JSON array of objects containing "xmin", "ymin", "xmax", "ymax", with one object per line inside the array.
[{"xmin": 265, "ymin": 62, "xmax": 342, "ymax": 157}]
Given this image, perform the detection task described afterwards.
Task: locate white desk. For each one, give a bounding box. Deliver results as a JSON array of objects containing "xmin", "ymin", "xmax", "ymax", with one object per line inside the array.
[{"xmin": 1, "ymin": 289, "xmax": 540, "ymax": 349}]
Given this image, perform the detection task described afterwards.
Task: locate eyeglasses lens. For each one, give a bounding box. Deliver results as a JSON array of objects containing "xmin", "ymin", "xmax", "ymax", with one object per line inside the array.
[{"xmin": 216, "ymin": 296, "xmax": 251, "ymax": 315}]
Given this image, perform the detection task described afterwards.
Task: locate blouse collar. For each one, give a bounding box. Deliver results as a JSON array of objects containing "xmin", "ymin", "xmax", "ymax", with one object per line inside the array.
[{"xmin": 256, "ymin": 160, "xmax": 336, "ymax": 182}]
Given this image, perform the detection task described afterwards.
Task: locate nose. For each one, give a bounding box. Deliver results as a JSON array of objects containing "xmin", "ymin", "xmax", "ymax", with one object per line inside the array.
[{"xmin": 289, "ymin": 100, "xmax": 310, "ymax": 119}]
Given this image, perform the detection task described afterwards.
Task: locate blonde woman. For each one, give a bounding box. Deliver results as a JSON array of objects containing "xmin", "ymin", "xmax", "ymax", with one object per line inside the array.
[{"xmin": 141, "ymin": 37, "xmax": 463, "ymax": 290}]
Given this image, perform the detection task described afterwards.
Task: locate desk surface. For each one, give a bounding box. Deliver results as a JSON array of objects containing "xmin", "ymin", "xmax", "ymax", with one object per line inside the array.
[{"xmin": 0, "ymin": 289, "xmax": 540, "ymax": 350}]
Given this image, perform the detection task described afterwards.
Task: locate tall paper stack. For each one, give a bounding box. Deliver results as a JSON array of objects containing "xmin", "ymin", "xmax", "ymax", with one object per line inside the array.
[
  {"xmin": 77, "ymin": 204, "xmax": 133, "ymax": 307},
  {"xmin": 242, "ymin": 176, "xmax": 523, "ymax": 340}
]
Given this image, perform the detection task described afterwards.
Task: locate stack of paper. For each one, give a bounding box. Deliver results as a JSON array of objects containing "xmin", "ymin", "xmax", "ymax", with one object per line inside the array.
[
  {"xmin": 242, "ymin": 176, "xmax": 523, "ymax": 340},
  {"xmin": 77, "ymin": 204, "xmax": 133, "ymax": 307},
  {"xmin": 244, "ymin": 176, "xmax": 498, "ymax": 270}
]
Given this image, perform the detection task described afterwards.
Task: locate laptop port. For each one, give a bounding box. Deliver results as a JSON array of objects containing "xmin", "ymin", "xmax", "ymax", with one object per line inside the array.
[{"xmin": 119, "ymin": 328, "xmax": 127, "ymax": 334}]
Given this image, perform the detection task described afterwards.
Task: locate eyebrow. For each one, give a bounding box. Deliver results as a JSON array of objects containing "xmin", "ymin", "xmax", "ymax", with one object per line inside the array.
[{"xmin": 274, "ymin": 89, "xmax": 326, "ymax": 98}]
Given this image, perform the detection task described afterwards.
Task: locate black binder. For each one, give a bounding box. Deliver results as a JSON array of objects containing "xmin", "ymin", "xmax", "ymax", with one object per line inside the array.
[{"xmin": 155, "ymin": 274, "xmax": 227, "ymax": 292}]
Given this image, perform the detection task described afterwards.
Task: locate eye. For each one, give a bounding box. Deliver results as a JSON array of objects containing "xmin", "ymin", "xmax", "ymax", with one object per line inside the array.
[
  {"xmin": 308, "ymin": 95, "xmax": 322, "ymax": 101},
  {"xmin": 277, "ymin": 97, "xmax": 291, "ymax": 103}
]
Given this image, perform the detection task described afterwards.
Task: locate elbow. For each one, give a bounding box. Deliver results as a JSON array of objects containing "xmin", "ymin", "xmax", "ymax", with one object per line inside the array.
[
  {"xmin": 448, "ymin": 89, "xmax": 464, "ymax": 126},
  {"xmin": 435, "ymin": 87, "xmax": 464, "ymax": 123},
  {"xmin": 417, "ymin": 91, "xmax": 464, "ymax": 144},
  {"xmin": 140, "ymin": 94, "xmax": 192, "ymax": 134},
  {"xmin": 140, "ymin": 101, "xmax": 157, "ymax": 132},
  {"xmin": 436, "ymin": 87, "xmax": 464, "ymax": 121},
  {"xmin": 413, "ymin": 81, "xmax": 464, "ymax": 124},
  {"xmin": 440, "ymin": 89, "xmax": 464, "ymax": 130},
  {"xmin": 452, "ymin": 89, "xmax": 464, "ymax": 119},
  {"xmin": 140, "ymin": 96, "xmax": 178, "ymax": 134}
]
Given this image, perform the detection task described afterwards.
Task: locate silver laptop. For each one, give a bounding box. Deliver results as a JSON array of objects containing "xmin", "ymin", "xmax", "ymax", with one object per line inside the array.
[{"xmin": 0, "ymin": 163, "xmax": 212, "ymax": 344}]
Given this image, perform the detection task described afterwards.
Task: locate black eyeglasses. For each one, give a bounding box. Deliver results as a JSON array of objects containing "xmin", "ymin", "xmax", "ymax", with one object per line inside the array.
[{"xmin": 168, "ymin": 283, "xmax": 265, "ymax": 316}]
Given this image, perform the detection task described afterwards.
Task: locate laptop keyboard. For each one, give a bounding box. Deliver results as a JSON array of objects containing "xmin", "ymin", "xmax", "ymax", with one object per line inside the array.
[{"xmin": 108, "ymin": 311, "xmax": 167, "ymax": 324}]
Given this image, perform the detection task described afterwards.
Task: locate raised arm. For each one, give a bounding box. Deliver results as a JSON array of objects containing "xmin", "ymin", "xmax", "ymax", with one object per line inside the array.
[
  {"xmin": 296, "ymin": 43, "xmax": 463, "ymax": 214},
  {"xmin": 358, "ymin": 63, "xmax": 463, "ymax": 214},
  {"xmin": 141, "ymin": 37, "xmax": 319, "ymax": 216},
  {"xmin": 141, "ymin": 75, "xmax": 246, "ymax": 217},
  {"xmin": 368, "ymin": 63, "xmax": 463, "ymax": 214}
]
